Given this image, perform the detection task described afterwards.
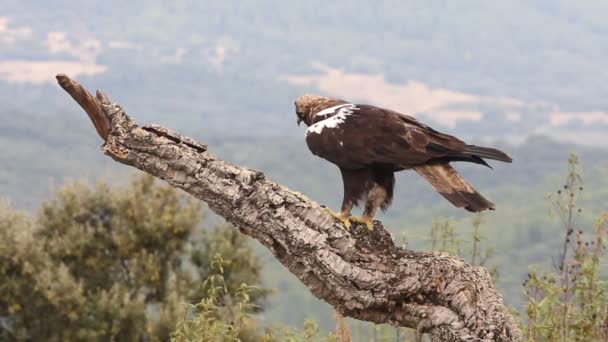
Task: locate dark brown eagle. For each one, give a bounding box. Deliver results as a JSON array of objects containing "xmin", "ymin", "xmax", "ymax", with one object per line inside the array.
[{"xmin": 294, "ymin": 94, "xmax": 512, "ymax": 230}]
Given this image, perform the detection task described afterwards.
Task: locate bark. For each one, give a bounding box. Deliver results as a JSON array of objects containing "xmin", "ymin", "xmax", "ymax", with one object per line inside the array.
[{"xmin": 56, "ymin": 74, "xmax": 522, "ymax": 341}]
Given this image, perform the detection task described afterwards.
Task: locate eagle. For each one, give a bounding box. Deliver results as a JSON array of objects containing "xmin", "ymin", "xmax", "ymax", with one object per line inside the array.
[{"xmin": 294, "ymin": 94, "xmax": 512, "ymax": 230}]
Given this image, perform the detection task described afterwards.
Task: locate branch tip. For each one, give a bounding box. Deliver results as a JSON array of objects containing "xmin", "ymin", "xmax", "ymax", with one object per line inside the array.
[{"xmin": 55, "ymin": 74, "xmax": 111, "ymax": 141}]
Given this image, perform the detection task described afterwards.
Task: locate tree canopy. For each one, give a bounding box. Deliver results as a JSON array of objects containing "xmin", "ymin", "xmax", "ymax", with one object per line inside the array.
[{"xmin": 0, "ymin": 174, "xmax": 268, "ymax": 341}]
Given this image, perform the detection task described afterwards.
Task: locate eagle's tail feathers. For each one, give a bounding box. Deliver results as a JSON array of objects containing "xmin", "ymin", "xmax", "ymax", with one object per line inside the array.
[
  {"xmin": 463, "ymin": 145, "xmax": 512, "ymax": 163},
  {"xmin": 414, "ymin": 163, "xmax": 495, "ymax": 212}
]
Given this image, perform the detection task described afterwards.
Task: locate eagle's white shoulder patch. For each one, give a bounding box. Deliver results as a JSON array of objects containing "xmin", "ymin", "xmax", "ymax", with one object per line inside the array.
[{"xmin": 306, "ymin": 104, "xmax": 359, "ymax": 135}]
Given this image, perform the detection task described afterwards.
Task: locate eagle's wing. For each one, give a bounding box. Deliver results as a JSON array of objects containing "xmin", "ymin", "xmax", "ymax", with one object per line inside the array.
[
  {"xmin": 305, "ymin": 104, "xmax": 511, "ymax": 212},
  {"xmin": 305, "ymin": 104, "xmax": 470, "ymax": 169}
]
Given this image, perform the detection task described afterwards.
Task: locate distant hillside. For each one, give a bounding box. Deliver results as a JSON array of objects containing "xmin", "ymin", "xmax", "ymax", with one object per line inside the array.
[
  {"xmin": 4, "ymin": 105, "xmax": 607, "ymax": 211},
  {"xmin": 0, "ymin": 1, "xmax": 607, "ymax": 144}
]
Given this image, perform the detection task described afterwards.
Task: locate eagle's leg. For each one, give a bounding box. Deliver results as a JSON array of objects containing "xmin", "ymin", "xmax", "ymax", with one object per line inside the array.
[
  {"xmin": 351, "ymin": 184, "xmax": 386, "ymax": 231},
  {"xmin": 331, "ymin": 167, "xmax": 372, "ymax": 231},
  {"xmin": 352, "ymin": 169, "xmax": 394, "ymax": 231}
]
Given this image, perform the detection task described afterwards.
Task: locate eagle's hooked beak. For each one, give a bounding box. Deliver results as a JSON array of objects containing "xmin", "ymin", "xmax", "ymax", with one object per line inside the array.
[{"xmin": 297, "ymin": 117, "xmax": 303, "ymax": 126}]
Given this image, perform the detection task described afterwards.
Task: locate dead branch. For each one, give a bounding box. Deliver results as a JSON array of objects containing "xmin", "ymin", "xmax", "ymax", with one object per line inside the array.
[{"xmin": 56, "ymin": 74, "xmax": 522, "ymax": 341}]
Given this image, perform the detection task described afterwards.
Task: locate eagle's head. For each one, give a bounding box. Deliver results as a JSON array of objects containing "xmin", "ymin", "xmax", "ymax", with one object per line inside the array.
[{"xmin": 294, "ymin": 94, "xmax": 345, "ymax": 126}]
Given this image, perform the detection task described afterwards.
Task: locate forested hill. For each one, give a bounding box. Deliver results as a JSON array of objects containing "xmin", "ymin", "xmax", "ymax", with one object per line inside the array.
[
  {"xmin": 2, "ymin": 105, "xmax": 608, "ymax": 212},
  {"xmin": 1, "ymin": 1, "xmax": 607, "ymax": 143}
]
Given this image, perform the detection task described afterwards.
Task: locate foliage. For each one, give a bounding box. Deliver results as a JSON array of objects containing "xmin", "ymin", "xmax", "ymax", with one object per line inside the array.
[
  {"xmin": 429, "ymin": 214, "xmax": 497, "ymax": 278},
  {"xmin": 172, "ymin": 255, "xmax": 343, "ymax": 342},
  {"xmin": 522, "ymin": 154, "xmax": 608, "ymax": 341},
  {"xmin": 0, "ymin": 174, "xmax": 268, "ymax": 341},
  {"xmin": 190, "ymin": 224, "xmax": 270, "ymax": 311},
  {"xmin": 171, "ymin": 255, "xmax": 258, "ymax": 341}
]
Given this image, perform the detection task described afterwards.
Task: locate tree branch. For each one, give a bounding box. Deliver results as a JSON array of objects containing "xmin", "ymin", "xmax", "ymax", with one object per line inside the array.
[{"xmin": 56, "ymin": 74, "xmax": 522, "ymax": 341}]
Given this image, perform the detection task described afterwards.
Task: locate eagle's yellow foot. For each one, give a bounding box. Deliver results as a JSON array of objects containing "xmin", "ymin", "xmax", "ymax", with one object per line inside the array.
[
  {"xmin": 324, "ymin": 208, "xmax": 351, "ymax": 230},
  {"xmin": 350, "ymin": 216, "xmax": 374, "ymax": 231}
]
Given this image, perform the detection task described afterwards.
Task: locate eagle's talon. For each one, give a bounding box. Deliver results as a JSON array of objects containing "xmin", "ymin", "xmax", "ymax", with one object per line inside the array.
[
  {"xmin": 350, "ymin": 216, "xmax": 374, "ymax": 231},
  {"xmin": 341, "ymin": 218, "xmax": 352, "ymax": 230},
  {"xmin": 324, "ymin": 208, "xmax": 351, "ymax": 230},
  {"xmin": 366, "ymin": 221, "xmax": 374, "ymax": 231}
]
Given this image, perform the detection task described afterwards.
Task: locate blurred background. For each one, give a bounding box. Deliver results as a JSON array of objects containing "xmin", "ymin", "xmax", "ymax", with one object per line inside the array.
[{"xmin": 1, "ymin": 1, "xmax": 607, "ymax": 340}]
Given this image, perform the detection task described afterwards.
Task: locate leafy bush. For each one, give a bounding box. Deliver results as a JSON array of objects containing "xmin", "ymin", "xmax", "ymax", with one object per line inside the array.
[
  {"xmin": 0, "ymin": 174, "xmax": 268, "ymax": 341},
  {"xmin": 523, "ymin": 154, "xmax": 608, "ymax": 341}
]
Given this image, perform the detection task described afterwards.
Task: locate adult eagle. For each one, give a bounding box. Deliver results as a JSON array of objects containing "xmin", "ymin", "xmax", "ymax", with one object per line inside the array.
[{"xmin": 294, "ymin": 94, "xmax": 512, "ymax": 230}]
